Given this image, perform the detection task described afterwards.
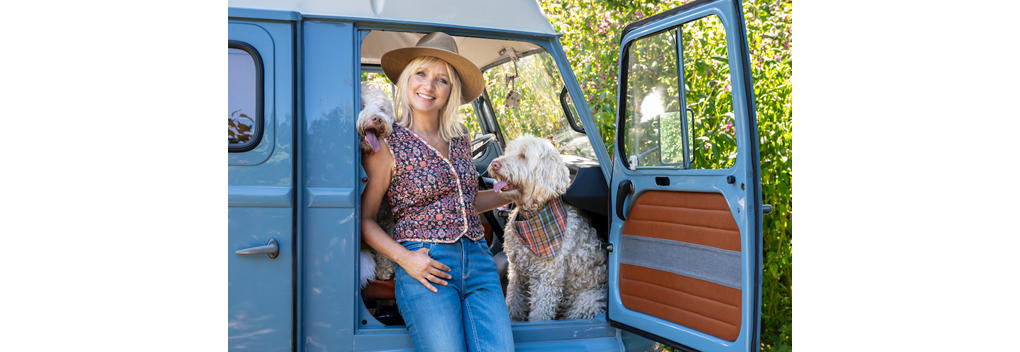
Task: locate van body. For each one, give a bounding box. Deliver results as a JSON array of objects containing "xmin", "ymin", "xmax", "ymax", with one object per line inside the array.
[{"xmin": 228, "ymin": 0, "xmax": 764, "ymax": 351}]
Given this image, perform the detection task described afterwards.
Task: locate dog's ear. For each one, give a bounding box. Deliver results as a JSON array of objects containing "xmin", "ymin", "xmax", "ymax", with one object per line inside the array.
[{"xmin": 530, "ymin": 139, "xmax": 570, "ymax": 201}]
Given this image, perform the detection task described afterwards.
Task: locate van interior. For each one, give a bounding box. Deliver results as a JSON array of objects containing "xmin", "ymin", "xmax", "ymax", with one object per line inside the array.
[{"xmin": 357, "ymin": 30, "xmax": 610, "ymax": 328}]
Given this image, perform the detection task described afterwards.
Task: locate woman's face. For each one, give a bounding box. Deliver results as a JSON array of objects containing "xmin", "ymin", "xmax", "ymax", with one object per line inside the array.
[{"xmin": 406, "ymin": 59, "xmax": 452, "ymax": 118}]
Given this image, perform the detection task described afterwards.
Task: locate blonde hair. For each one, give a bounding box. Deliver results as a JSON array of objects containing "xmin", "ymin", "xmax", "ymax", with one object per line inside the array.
[{"xmin": 393, "ymin": 56, "xmax": 466, "ymax": 142}]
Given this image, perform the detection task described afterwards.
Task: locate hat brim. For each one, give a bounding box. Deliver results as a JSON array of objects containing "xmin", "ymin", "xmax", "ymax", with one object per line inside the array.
[{"xmin": 381, "ymin": 47, "xmax": 485, "ymax": 104}]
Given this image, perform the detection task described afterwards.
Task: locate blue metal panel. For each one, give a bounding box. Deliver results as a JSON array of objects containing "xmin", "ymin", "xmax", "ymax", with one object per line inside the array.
[
  {"xmin": 228, "ymin": 19, "xmax": 295, "ymax": 352},
  {"xmin": 229, "ymin": 186, "xmax": 293, "ymax": 207},
  {"xmin": 305, "ymin": 187, "xmax": 357, "ymax": 208},
  {"xmin": 604, "ymin": 0, "xmax": 761, "ymax": 351},
  {"xmin": 229, "ymin": 7, "xmax": 302, "ymax": 22},
  {"xmin": 228, "ymin": 208, "xmax": 293, "ymax": 351},
  {"xmin": 299, "ymin": 19, "xmax": 360, "ymax": 352}
]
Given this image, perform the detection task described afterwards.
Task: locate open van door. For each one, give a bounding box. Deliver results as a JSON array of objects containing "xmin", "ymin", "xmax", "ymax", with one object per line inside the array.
[{"xmin": 606, "ymin": 0, "xmax": 762, "ymax": 351}]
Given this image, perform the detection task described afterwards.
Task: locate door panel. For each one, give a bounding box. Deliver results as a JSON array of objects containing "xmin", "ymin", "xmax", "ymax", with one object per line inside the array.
[
  {"xmin": 619, "ymin": 191, "xmax": 742, "ymax": 342},
  {"xmin": 228, "ymin": 19, "xmax": 294, "ymax": 352},
  {"xmin": 606, "ymin": 0, "xmax": 761, "ymax": 351}
]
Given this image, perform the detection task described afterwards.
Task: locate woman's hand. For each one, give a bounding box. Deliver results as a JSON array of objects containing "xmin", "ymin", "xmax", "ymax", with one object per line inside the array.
[{"xmin": 398, "ymin": 248, "xmax": 452, "ymax": 293}]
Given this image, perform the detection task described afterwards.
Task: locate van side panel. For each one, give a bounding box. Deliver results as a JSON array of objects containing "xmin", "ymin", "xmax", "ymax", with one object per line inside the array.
[
  {"xmin": 300, "ymin": 19, "xmax": 360, "ymax": 351},
  {"xmin": 228, "ymin": 19, "xmax": 296, "ymax": 352}
]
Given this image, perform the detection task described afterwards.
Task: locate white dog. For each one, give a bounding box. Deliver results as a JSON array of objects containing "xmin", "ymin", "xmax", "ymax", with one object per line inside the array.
[
  {"xmin": 487, "ymin": 135, "xmax": 608, "ymax": 322},
  {"xmin": 357, "ymin": 83, "xmax": 395, "ymax": 153},
  {"xmin": 358, "ymin": 83, "xmax": 397, "ymax": 286}
]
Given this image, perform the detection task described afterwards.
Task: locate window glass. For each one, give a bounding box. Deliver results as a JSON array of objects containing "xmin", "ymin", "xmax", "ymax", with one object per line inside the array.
[
  {"xmin": 683, "ymin": 15, "xmax": 735, "ymax": 169},
  {"xmin": 484, "ymin": 51, "xmax": 595, "ymax": 159},
  {"xmin": 622, "ymin": 15, "xmax": 736, "ymax": 170},
  {"xmin": 228, "ymin": 47, "xmax": 258, "ymax": 147},
  {"xmin": 624, "ymin": 29, "xmax": 682, "ymax": 168}
]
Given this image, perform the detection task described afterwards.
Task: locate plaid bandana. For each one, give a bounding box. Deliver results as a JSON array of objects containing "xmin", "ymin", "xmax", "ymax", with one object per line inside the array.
[{"xmin": 513, "ymin": 198, "xmax": 567, "ymax": 259}]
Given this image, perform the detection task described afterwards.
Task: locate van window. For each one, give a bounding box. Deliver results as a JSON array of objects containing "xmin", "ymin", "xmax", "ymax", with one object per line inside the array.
[
  {"xmin": 622, "ymin": 15, "xmax": 736, "ymax": 169},
  {"xmin": 484, "ymin": 51, "xmax": 595, "ymax": 160},
  {"xmin": 228, "ymin": 43, "xmax": 263, "ymax": 151}
]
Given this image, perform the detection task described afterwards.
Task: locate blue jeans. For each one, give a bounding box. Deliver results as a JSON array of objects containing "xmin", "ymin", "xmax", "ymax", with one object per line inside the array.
[{"xmin": 396, "ymin": 237, "xmax": 514, "ymax": 352}]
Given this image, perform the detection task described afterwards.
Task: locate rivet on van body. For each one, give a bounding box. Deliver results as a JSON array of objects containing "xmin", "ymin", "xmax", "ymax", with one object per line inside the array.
[{"xmin": 362, "ymin": 177, "xmax": 369, "ymax": 183}]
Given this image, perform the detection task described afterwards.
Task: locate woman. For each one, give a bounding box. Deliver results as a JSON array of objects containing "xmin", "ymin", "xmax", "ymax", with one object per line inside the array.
[{"xmin": 360, "ymin": 32, "xmax": 515, "ymax": 352}]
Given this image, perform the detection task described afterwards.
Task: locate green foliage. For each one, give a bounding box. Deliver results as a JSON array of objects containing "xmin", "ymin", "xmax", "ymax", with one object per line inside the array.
[
  {"xmin": 539, "ymin": 0, "xmax": 792, "ymax": 351},
  {"xmin": 484, "ymin": 53, "xmax": 566, "ymax": 142}
]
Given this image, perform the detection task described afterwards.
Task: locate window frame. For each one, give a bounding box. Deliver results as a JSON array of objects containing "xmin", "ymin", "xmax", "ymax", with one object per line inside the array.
[{"xmin": 228, "ymin": 40, "xmax": 266, "ymax": 153}]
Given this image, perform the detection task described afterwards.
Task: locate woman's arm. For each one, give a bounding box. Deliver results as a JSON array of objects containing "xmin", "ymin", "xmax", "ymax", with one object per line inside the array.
[
  {"xmin": 361, "ymin": 143, "xmax": 451, "ymax": 292},
  {"xmin": 475, "ymin": 189, "xmax": 512, "ymax": 214}
]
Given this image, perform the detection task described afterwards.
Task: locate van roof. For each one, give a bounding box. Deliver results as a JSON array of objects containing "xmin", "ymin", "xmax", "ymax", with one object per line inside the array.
[{"xmin": 228, "ymin": 0, "xmax": 558, "ymax": 35}]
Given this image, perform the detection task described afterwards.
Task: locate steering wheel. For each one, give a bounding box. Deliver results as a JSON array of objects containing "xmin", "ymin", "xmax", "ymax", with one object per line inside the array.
[{"xmin": 471, "ymin": 133, "xmax": 496, "ymax": 158}]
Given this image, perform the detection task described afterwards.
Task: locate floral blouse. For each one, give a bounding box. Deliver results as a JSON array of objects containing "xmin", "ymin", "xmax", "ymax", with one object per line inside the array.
[{"xmin": 385, "ymin": 123, "xmax": 485, "ymax": 243}]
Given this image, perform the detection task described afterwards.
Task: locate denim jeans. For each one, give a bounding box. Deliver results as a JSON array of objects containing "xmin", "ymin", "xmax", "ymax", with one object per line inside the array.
[{"xmin": 396, "ymin": 237, "xmax": 514, "ymax": 352}]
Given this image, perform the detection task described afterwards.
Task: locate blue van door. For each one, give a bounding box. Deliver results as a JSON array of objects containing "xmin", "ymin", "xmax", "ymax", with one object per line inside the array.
[
  {"xmin": 605, "ymin": 0, "xmax": 762, "ymax": 351},
  {"xmin": 228, "ymin": 18, "xmax": 295, "ymax": 352}
]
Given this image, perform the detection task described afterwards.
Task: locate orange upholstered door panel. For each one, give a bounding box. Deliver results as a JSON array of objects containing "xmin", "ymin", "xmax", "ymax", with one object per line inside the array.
[{"xmin": 618, "ymin": 191, "xmax": 742, "ymax": 341}]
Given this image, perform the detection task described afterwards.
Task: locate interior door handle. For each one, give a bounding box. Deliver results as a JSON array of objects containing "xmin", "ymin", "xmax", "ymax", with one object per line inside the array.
[
  {"xmin": 235, "ymin": 238, "xmax": 279, "ymax": 259},
  {"xmin": 616, "ymin": 179, "xmax": 634, "ymax": 220}
]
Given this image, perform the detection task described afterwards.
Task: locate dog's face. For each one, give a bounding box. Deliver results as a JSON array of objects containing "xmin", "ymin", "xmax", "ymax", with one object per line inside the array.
[
  {"xmin": 487, "ymin": 135, "xmax": 570, "ymax": 211},
  {"xmin": 357, "ymin": 83, "xmax": 395, "ymax": 152}
]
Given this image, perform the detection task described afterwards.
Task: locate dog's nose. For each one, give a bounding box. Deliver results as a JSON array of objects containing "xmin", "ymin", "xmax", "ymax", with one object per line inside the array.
[
  {"xmin": 371, "ymin": 116, "xmax": 380, "ymax": 124},
  {"xmin": 491, "ymin": 161, "xmax": 501, "ymax": 170}
]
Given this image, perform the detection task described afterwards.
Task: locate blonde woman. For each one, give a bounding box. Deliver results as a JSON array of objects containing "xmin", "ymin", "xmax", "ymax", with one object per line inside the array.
[{"xmin": 360, "ymin": 32, "xmax": 514, "ymax": 352}]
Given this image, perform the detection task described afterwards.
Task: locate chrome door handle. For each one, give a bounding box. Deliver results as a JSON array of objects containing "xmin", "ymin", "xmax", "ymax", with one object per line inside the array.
[{"xmin": 235, "ymin": 238, "xmax": 279, "ymax": 259}]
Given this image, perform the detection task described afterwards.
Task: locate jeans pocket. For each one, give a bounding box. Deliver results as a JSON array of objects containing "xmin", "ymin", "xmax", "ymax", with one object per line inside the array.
[
  {"xmin": 401, "ymin": 241, "xmax": 433, "ymax": 257},
  {"xmin": 475, "ymin": 238, "xmax": 494, "ymax": 258}
]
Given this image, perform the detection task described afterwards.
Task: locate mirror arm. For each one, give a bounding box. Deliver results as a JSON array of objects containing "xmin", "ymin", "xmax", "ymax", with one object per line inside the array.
[{"xmin": 560, "ymin": 87, "xmax": 585, "ymax": 134}]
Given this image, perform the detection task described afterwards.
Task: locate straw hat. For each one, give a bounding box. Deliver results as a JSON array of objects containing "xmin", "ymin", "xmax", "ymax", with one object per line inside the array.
[{"xmin": 381, "ymin": 32, "xmax": 484, "ymax": 104}]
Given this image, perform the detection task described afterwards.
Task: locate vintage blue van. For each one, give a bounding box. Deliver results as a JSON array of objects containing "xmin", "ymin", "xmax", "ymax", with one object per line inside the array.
[{"xmin": 228, "ymin": 0, "xmax": 765, "ymax": 351}]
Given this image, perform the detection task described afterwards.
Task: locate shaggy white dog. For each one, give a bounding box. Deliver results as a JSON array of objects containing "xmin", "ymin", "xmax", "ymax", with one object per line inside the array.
[
  {"xmin": 357, "ymin": 83, "xmax": 394, "ymax": 153},
  {"xmin": 487, "ymin": 135, "xmax": 608, "ymax": 322},
  {"xmin": 358, "ymin": 82, "xmax": 397, "ymax": 285}
]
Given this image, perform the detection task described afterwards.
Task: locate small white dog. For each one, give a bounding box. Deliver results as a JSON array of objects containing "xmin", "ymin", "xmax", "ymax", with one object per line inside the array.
[
  {"xmin": 357, "ymin": 83, "xmax": 395, "ymax": 153},
  {"xmin": 358, "ymin": 83, "xmax": 397, "ymax": 286},
  {"xmin": 487, "ymin": 135, "xmax": 608, "ymax": 322}
]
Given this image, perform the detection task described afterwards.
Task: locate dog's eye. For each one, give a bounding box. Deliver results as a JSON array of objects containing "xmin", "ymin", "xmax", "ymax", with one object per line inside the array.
[{"xmin": 519, "ymin": 153, "xmax": 526, "ymax": 160}]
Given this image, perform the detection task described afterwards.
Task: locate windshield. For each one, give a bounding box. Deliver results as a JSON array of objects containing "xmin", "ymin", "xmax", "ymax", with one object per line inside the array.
[{"xmin": 482, "ymin": 51, "xmax": 596, "ymax": 161}]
